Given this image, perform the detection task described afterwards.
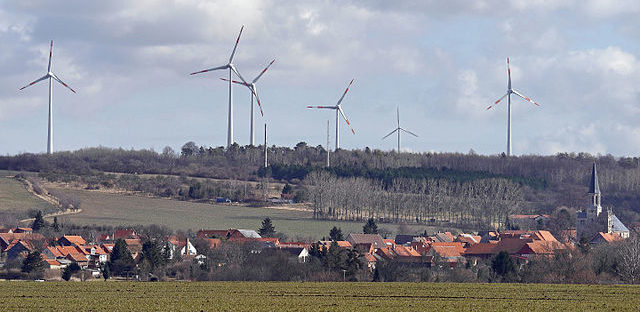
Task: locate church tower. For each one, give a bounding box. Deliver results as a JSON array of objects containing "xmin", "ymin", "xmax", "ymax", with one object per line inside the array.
[{"xmin": 587, "ymin": 162, "xmax": 602, "ymax": 220}]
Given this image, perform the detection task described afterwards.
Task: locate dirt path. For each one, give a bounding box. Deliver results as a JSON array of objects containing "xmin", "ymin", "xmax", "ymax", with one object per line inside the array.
[
  {"xmin": 19, "ymin": 208, "xmax": 83, "ymax": 223},
  {"xmin": 18, "ymin": 176, "xmax": 63, "ymax": 208},
  {"xmin": 12, "ymin": 176, "xmax": 83, "ymax": 224}
]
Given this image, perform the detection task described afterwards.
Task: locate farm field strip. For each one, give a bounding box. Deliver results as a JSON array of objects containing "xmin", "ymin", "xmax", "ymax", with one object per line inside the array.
[
  {"xmin": 0, "ymin": 176, "xmax": 56, "ymax": 215},
  {"xmin": 49, "ymin": 187, "xmax": 436, "ymax": 238},
  {"xmin": 0, "ymin": 281, "xmax": 638, "ymax": 311}
]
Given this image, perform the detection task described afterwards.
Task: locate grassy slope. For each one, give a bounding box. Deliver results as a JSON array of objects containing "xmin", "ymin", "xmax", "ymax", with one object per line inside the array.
[
  {"xmin": 0, "ymin": 176, "xmax": 56, "ymax": 217},
  {"xmin": 50, "ymin": 187, "xmax": 442, "ymax": 239},
  {"xmin": 1, "ymin": 281, "xmax": 639, "ymax": 311}
]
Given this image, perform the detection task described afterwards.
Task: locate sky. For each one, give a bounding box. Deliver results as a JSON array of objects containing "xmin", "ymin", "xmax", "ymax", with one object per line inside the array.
[{"xmin": 1, "ymin": 0, "xmax": 640, "ymax": 157}]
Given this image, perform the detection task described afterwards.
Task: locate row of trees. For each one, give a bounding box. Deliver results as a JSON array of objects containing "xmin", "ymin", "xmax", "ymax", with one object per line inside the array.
[{"xmin": 304, "ymin": 171, "xmax": 523, "ymax": 229}]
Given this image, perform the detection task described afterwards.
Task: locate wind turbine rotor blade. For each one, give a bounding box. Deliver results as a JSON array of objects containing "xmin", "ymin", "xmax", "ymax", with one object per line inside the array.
[
  {"xmin": 400, "ymin": 128, "xmax": 419, "ymax": 137},
  {"xmin": 252, "ymin": 86, "xmax": 264, "ymax": 117},
  {"xmin": 19, "ymin": 74, "xmax": 49, "ymax": 90},
  {"xmin": 306, "ymin": 106, "xmax": 337, "ymax": 109},
  {"xmin": 48, "ymin": 40, "xmax": 53, "ymax": 72},
  {"xmin": 512, "ymin": 90, "xmax": 539, "ymax": 106},
  {"xmin": 487, "ymin": 93, "xmax": 508, "ymax": 110},
  {"xmin": 51, "ymin": 73, "xmax": 76, "ymax": 93},
  {"xmin": 219, "ymin": 77, "xmax": 249, "ymax": 86},
  {"xmin": 252, "ymin": 59, "xmax": 276, "ymax": 84},
  {"xmin": 229, "ymin": 64, "xmax": 250, "ymax": 87},
  {"xmin": 338, "ymin": 107, "xmax": 355, "ymax": 134},
  {"xmin": 229, "ymin": 25, "xmax": 244, "ymax": 63},
  {"xmin": 336, "ymin": 78, "xmax": 354, "ymax": 106},
  {"xmin": 382, "ymin": 129, "xmax": 398, "ymax": 140},
  {"xmin": 190, "ymin": 64, "xmax": 229, "ymax": 75}
]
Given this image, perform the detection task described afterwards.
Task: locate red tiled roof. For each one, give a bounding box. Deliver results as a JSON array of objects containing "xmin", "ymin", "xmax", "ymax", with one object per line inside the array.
[
  {"xmin": 46, "ymin": 246, "xmax": 64, "ymax": 258},
  {"xmin": 518, "ymin": 241, "xmax": 566, "ymax": 255},
  {"xmin": 101, "ymin": 244, "xmax": 114, "ymax": 253},
  {"xmin": 0, "ymin": 233, "xmax": 44, "ymax": 246},
  {"xmin": 279, "ymin": 242, "xmax": 311, "ymax": 249},
  {"xmin": 347, "ymin": 234, "xmax": 386, "ymax": 249},
  {"xmin": 394, "ymin": 245, "xmax": 421, "ymax": 257},
  {"xmin": 464, "ymin": 243, "xmax": 497, "ymax": 256},
  {"xmin": 593, "ymin": 232, "xmax": 622, "ymax": 243},
  {"xmin": 114, "ymin": 229, "xmax": 137, "ymax": 239},
  {"xmin": 383, "ymin": 239, "xmax": 396, "ymax": 249},
  {"xmin": 59, "ymin": 235, "xmax": 86, "ymax": 246},
  {"xmin": 318, "ymin": 241, "xmax": 352, "ymax": 250},
  {"xmin": 45, "ymin": 259, "xmax": 60, "ymax": 266},
  {"xmin": 364, "ymin": 253, "xmax": 377, "ymax": 262},
  {"xmin": 430, "ymin": 244, "xmax": 463, "ymax": 258},
  {"xmin": 375, "ymin": 247, "xmax": 395, "ymax": 260}
]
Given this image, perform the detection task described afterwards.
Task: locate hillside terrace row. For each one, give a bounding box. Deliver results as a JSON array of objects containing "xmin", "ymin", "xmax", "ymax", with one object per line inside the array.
[{"xmin": 1, "ymin": 225, "xmax": 626, "ymax": 278}]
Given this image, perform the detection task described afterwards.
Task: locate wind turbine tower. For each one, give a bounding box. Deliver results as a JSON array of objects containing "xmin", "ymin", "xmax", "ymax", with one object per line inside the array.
[
  {"xmin": 190, "ymin": 26, "xmax": 253, "ymax": 148},
  {"xmin": 19, "ymin": 40, "xmax": 76, "ymax": 154},
  {"xmin": 382, "ymin": 106, "xmax": 418, "ymax": 152},
  {"xmin": 487, "ymin": 58, "xmax": 540, "ymax": 156},
  {"xmin": 307, "ymin": 79, "xmax": 355, "ymax": 150},
  {"xmin": 326, "ymin": 119, "xmax": 330, "ymax": 167},
  {"xmin": 264, "ymin": 123, "xmax": 268, "ymax": 168}
]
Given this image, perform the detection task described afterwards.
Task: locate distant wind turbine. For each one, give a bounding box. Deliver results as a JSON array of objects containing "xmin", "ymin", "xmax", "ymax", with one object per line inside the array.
[
  {"xmin": 382, "ymin": 106, "xmax": 418, "ymax": 152},
  {"xmin": 19, "ymin": 40, "xmax": 76, "ymax": 155},
  {"xmin": 220, "ymin": 58, "xmax": 276, "ymax": 146},
  {"xmin": 190, "ymin": 25, "xmax": 253, "ymax": 148},
  {"xmin": 486, "ymin": 58, "xmax": 539, "ymax": 156},
  {"xmin": 307, "ymin": 79, "xmax": 355, "ymax": 150}
]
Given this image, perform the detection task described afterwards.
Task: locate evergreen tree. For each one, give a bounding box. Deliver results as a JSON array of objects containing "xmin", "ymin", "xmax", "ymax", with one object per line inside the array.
[
  {"xmin": 329, "ymin": 226, "xmax": 344, "ymax": 241},
  {"xmin": 345, "ymin": 249, "xmax": 363, "ymax": 281},
  {"xmin": 31, "ymin": 210, "xmax": 46, "ymax": 232},
  {"xmin": 62, "ymin": 263, "xmax": 81, "ymax": 281},
  {"xmin": 258, "ymin": 217, "xmax": 276, "ymax": 237},
  {"xmin": 102, "ymin": 263, "xmax": 111, "ymax": 281},
  {"xmin": 52, "ymin": 216, "xmax": 61, "ymax": 232},
  {"xmin": 21, "ymin": 251, "xmax": 46, "ymax": 274},
  {"xmin": 492, "ymin": 251, "xmax": 516, "ymax": 278},
  {"xmin": 363, "ymin": 218, "xmax": 378, "ymax": 234},
  {"xmin": 109, "ymin": 239, "xmax": 135, "ymax": 276},
  {"xmin": 326, "ymin": 241, "xmax": 344, "ymax": 270},
  {"xmin": 141, "ymin": 240, "xmax": 163, "ymax": 271}
]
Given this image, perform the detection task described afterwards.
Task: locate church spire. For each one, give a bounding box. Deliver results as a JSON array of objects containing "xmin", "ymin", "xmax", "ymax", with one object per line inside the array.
[{"xmin": 589, "ymin": 162, "xmax": 600, "ymax": 194}]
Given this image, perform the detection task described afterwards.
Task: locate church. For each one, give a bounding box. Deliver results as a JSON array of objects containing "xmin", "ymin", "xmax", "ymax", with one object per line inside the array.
[{"xmin": 576, "ymin": 163, "xmax": 629, "ymax": 240}]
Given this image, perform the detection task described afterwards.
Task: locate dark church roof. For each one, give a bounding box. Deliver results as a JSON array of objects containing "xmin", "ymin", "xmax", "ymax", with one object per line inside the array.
[{"xmin": 589, "ymin": 163, "xmax": 600, "ymax": 194}]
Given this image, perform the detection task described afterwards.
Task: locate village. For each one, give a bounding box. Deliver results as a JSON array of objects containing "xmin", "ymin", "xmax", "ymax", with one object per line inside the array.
[
  {"xmin": 0, "ymin": 162, "xmax": 637, "ymax": 282},
  {"xmin": 0, "ymin": 219, "xmax": 632, "ymax": 282}
]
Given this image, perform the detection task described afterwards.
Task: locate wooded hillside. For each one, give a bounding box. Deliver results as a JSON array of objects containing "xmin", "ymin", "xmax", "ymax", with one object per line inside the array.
[{"xmin": 1, "ymin": 143, "xmax": 639, "ymax": 228}]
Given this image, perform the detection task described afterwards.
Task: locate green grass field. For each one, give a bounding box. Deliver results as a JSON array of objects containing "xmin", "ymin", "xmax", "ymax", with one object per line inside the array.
[
  {"xmin": 0, "ymin": 175, "xmax": 56, "ymax": 218},
  {"xmin": 0, "ymin": 281, "xmax": 638, "ymax": 311},
  {"xmin": 50, "ymin": 187, "xmax": 441, "ymax": 239}
]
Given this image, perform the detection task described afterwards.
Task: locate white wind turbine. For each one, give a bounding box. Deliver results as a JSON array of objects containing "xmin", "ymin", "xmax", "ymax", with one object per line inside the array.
[
  {"xmin": 382, "ymin": 106, "xmax": 418, "ymax": 152},
  {"xmin": 190, "ymin": 25, "xmax": 253, "ymax": 148},
  {"xmin": 19, "ymin": 40, "xmax": 76, "ymax": 155},
  {"xmin": 307, "ymin": 79, "xmax": 355, "ymax": 150},
  {"xmin": 220, "ymin": 59, "xmax": 276, "ymax": 146},
  {"xmin": 486, "ymin": 58, "xmax": 539, "ymax": 156}
]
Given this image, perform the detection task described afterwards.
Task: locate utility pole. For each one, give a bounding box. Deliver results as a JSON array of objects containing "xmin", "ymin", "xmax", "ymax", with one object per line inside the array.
[{"xmin": 326, "ymin": 119, "xmax": 330, "ymax": 167}]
